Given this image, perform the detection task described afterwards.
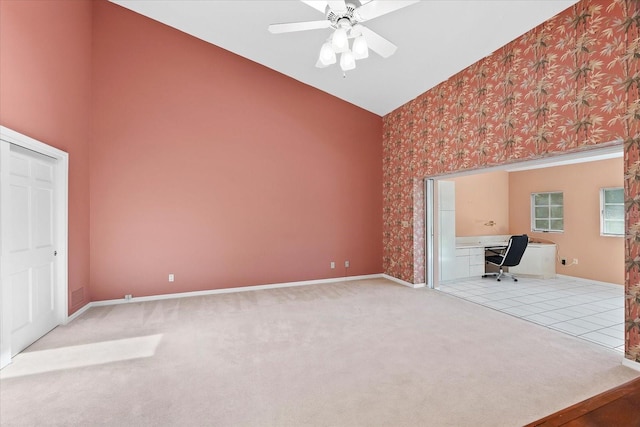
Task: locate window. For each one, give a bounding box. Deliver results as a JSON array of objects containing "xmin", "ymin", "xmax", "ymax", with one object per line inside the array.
[
  {"xmin": 532, "ymin": 192, "xmax": 564, "ymax": 232},
  {"xmin": 601, "ymin": 187, "xmax": 624, "ymax": 236}
]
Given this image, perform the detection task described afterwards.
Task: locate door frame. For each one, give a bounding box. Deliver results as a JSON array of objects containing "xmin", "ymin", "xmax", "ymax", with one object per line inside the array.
[
  {"xmin": 0, "ymin": 125, "xmax": 69, "ymax": 369},
  {"xmin": 425, "ymin": 178, "xmax": 435, "ymax": 289},
  {"xmin": 424, "ymin": 142, "xmax": 623, "ymax": 290}
]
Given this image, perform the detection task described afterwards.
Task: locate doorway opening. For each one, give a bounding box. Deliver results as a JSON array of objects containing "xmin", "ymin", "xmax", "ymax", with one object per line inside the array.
[{"xmin": 424, "ymin": 142, "xmax": 625, "ymax": 351}]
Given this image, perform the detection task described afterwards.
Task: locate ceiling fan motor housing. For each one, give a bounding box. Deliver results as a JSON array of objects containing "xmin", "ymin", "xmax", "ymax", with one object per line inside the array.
[{"xmin": 326, "ymin": 2, "xmax": 360, "ymax": 28}]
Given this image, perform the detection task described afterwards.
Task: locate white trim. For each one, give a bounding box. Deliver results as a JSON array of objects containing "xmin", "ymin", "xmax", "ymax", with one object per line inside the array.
[
  {"xmin": 555, "ymin": 274, "xmax": 623, "ymax": 289},
  {"xmin": 80, "ymin": 274, "xmax": 385, "ymax": 308},
  {"xmin": 65, "ymin": 274, "xmax": 430, "ymax": 317},
  {"xmin": 424, "ymin": 140, "xmax": 622, "ymax": 181},
  {"xmin": 505, "ymin": 142, "xmax": 623, "ymax": 172},
  {"xmin": 531, "ymin": 191, "xmax": 564, "ymax": 233},
  {"xmin": 0, "ymin": 126, "xmax": 69, "ymax": 369},
  {"xmin": 600, "ymin": 187, "xmax": 624, "ymax": 237},
  {"xmin": 0, "ymin": 141, "xmax": 9, "ymax": 369},
  {"xmin": 425, "ymin": 179, "xmax": 435, "ymax": 289},
  {"xmin": 66, "ymin": 304, "xmax": 93, "ymax": 323},
  {"xmin": 622, "ymin": 357, "xmax": 640, "ymax": 372},
  {"xmin": 382, "ymin": 274, "xmax": 425, "ymax": 289}
]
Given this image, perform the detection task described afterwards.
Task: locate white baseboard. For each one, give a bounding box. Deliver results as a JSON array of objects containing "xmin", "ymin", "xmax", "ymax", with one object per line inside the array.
[
  {"xmin": 66, "ymin": 303, "xmax": 92, "ymax": 323},
  {"xmin": 555, "ymin": 274, "xmax": 622, "ymax": 288},
  {"xmin": 622, "ymin": 357, "xmax": 640, "ymax": 372},
  {"xmin": 382, "ymin": 274, "xmax": 425, "ymax": 289},
  {"xmin": 66, "ymin": 274, "xmax": 387, "ymax": 320}
]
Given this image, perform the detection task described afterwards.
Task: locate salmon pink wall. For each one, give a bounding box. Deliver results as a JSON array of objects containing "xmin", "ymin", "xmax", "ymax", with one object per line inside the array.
[
  {"xmin": 452, "ymin": 171, "xmax": 510, "ymax": 236},
  {"xmin": 509, "ymin": 158, "xmax": 624, "ymax": 285},
  {"xmin": 89, "ymin": 1, "xmax": 382, "ymax": 300},
  {"xmin": 0, "ymin": 0, "xmax": 92, "ymax": 314}
]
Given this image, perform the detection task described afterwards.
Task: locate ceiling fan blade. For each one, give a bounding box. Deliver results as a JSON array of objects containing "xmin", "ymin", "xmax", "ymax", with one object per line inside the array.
[
  {"xmin": 301, "ymin": 1, "xmax": 327, "ymax": 14},
  {"xmin": 327, "ymin": 0, "xmax": 348, "ymax": 14},
  {"xmin": 354, "ymin": 0, "xmax": 419, "ymax": 22},
  {"xmin": 268, "ymin": 20, "xmax": 332, "ymax": 34},
  {"xmin": 359, "ymin": 26, "xmax": 397, "ymax": 58}
]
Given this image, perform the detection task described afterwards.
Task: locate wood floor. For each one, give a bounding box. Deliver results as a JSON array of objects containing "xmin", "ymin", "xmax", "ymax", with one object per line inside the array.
[{"xmin": 525, "ymin": 376, "xmax": 640, "ymax": 426}]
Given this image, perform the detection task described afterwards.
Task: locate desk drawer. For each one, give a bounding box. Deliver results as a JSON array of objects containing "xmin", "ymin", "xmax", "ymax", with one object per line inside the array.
[
  {"xmin": 455, "ymin": 248, "xmax": 470, "ymax": 257},
  {"xmin": 470, "ymin": 248, "xmax": 484, "ymax": 265}
]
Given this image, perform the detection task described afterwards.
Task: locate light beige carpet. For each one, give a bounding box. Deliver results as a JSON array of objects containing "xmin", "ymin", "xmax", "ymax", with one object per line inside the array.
[{"xmin": 1, "ymin": 278, "xmax": 638, "ymax": 426}]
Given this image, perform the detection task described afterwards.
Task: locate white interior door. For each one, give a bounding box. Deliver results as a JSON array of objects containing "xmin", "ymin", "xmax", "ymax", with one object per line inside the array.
[
  {"xmin": 1, "ymin": 143, "xmax": 58, "ymax": 357},
  {"xmin": 1, "ymin": 127, "xmax": 68, "ymax": 369}
]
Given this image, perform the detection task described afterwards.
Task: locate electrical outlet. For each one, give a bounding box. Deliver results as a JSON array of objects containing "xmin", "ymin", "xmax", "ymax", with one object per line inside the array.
[
  {"xmin": 330, "ymin": 261, "xmax": 335, "ymax": 269},
  {"xmin": 573, "ymin": 258, "xmax": 578, "ymax": 265},
  {"xmin": 124, "ymin": 294, "xmax": 132, "ymax": 301},
  {"xmin": 168, "ymin": 274, "xmax": 175, "ymax": 282},
  {"xmin": 345, "ymin": 260, "xmax": 350, "ymax": 268}
]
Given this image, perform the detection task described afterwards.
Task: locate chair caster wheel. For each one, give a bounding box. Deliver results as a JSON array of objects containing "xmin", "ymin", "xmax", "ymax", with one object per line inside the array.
[
  {"xmin": 497, "ymin": 278, "xmax": 501, "ymax": 282},
  {"xmin": 514, "ymin": 278, "xmax": 518, "ymax": 282}
]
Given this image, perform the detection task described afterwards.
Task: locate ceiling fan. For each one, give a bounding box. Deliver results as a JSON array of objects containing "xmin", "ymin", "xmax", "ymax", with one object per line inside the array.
[{"xmin": 268, "ymin": 0, "xmax": 418, "ymax": 72}]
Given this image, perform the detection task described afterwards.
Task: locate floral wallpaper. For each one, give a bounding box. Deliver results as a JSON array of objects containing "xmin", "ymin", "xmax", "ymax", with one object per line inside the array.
[{"xmin": 382, "ymin": 0, "xmax": 640, "ymax": 362}]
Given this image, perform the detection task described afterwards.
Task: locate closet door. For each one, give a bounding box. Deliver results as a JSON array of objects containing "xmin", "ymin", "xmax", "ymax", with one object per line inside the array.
[{"xmin": 1, "ymin": 143, "xmax": 58, "ymax": 358}]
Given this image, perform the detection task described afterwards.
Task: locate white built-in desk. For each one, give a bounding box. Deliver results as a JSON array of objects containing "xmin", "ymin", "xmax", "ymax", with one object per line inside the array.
[
  {"xmin": 452, "ymin": 236, "xmax": 556, "ymax": 280},
  {"xmin": 454, "ymin": 243, "xmax": 503, "ymax": 279},
  {"xmin": 509, "ymin": 243, "xmax": 557, "ymax": 279}
]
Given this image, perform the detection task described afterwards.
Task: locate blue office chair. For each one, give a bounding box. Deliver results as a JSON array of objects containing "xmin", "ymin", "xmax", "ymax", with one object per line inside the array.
[{"xmin": 482, "ymin": 234, "xmax": 529, "ymax": 282}]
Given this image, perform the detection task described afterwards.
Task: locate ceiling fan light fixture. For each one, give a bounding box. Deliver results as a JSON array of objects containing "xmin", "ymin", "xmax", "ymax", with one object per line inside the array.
[
  {"xmin": 352, "ymin": 35, "xmax": 368, "ymax": 60},
  {"xmin": 331, "ymin": 27, "xmax": 349, "ymax": 53},
  {"xmin": 340, "ymin": 50, "xmax": 356, "ymax": 71},
  {"xmin": 268, "ymin": 0, "xmax": 418, "ymax": 73},
  {"xmin": 350, "ymin": 23, "xmax": 363, "ymax": 37},
  {"xmin": 315, "ymin": 59, "xmax": 329, "ymax": 68},
  {"xmin": 318, "ymin": 42, "xmax": 337, "ymax": 66}
]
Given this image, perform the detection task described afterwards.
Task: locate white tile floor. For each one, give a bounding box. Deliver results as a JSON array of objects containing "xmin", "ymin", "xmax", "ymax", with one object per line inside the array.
[{"xmin": 437, "ymin": 276, "xmax": 625, "ymax": 352}]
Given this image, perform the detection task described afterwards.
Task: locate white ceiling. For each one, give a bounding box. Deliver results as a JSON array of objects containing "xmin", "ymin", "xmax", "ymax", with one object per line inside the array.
[{"xmin": 110, "ymin": 0, "xmax": 579, "ymax": 116}]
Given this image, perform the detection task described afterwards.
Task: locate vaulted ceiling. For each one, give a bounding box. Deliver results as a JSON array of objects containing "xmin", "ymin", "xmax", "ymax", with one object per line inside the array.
[{"xmin": 110, "ymin": 0, "xmax": 579, "ymax": 116}]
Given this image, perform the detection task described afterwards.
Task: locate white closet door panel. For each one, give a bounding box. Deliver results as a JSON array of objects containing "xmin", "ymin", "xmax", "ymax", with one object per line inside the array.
[
  {"xmin": 10, "ymin": 184, "xmax": 30, "ymax": 252},
  {"xmin": 34, "ymin": 263, "xmax": 55, "ymax": 313},
  {"xmin": 3, "ymin": 145, "xmax": 58, "ymax": 356},
  {"xmin": 9, "ymin": 154, "xmax": 29, "ymax": 177},
  {"xmin": 11, "ymin": 270, "xmax": 32, "ymax": 332},
  {"xmin": 34, "ymin": 187, "xmax": 53, "ymax": 248},
  {"xmin": 33, "ymin": 161, "xmax": 53, "ymax": 182}
]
